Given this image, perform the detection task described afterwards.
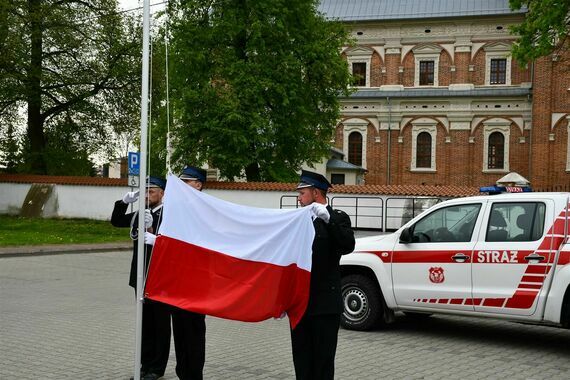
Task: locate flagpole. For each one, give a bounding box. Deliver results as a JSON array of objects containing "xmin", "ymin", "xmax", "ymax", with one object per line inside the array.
[{"xmin": 134, "ymin": 0, "xmax": 151, "ymax": 379}]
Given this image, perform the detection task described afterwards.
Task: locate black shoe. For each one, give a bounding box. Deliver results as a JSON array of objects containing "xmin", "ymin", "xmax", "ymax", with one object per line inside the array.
[{"xmin": 141, "ymin": 373, "xmax": 161, "ymax": 380}]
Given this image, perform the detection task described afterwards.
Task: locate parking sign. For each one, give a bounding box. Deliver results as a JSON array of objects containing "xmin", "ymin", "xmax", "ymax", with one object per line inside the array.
[{"xmin": 128, "ymin": 152, "xmax": 140, "ymax": 175}]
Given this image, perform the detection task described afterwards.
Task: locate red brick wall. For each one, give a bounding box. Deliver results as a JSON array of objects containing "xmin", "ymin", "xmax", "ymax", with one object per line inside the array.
[
  {"xmin": 531, "ymin": 56, "xmax": 555, "ymax": 188},
  {"xmin": 337, "ymin": 39, "xmax": 569, "ymax": 189},
  {"xmin": 402, "ymin": 51, "xmax": 414, "ymax": 87},
  {"xmin": 438, "ymin": 50, "xmax": 452, "ymax": 86},
  {"xmin": 370, "ymin": 51, "xmax": 384, "ymax": 87},
  {"xmin": 455, "ymin": 52, "xmax": 470, "ymax": 83},
  {"xmin": 385, "ymin": 52, "xmax": 400, "ymax": 85},
  {"xmin": 538, "ymin": 50, "xmax": 570, "ymax": 188},
  {"xmin": 511, "ymin": 59, "xmax": 531, "ymax": 84},
  {"xmin": 470, "ymin": 49, "xmax": 486, "ymax": 85},
  {"xmin": 360, "ymin": 119, "xmax": 532, "ymax": 187}
]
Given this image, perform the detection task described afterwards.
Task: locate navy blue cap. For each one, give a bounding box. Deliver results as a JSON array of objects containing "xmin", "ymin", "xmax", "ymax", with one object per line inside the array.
[
  {"xmin": 179, "ymin": 166, "xmax": 207, "ymax": 183},
  {"xmin": 297, "ymin": 170, "xmax": 332, "ymax": 191},
  {"xmin": 146, "ymin": 176, "xmax": 166, "ymax": 190}
]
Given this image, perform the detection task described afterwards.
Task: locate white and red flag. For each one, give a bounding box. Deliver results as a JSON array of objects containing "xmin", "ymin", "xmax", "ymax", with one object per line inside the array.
[{"xmin": 145, "ymin": 175, "xmax": 315, "ymax": 328}]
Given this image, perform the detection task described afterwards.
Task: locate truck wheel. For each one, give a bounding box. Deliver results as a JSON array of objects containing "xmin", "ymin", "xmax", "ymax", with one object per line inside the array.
[
  {"xmin": 341, "ymin": 274, "xmax": 384, "ymax": 331},
  {"xmin": 562, "ymin": 287, "xmax": 570, "ymax": 329}
]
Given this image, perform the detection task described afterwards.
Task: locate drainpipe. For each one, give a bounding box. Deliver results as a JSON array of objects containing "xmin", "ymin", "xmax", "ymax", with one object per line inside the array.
[
  {"xmin": 528, "ymin": 61, "xmax": 534, "ymax": 183},
  {"xmin": 386, "ymin": 96, "xmax": 392, "ymax": 185}
]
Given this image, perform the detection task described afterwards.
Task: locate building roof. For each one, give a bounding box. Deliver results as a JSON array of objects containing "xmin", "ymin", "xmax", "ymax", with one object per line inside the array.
[
  {"xmin": 326, "ymin": 158, "xmax": 366, "ymax": 171},
  {"xmin": 347, "ymin": 87, "xmax": 531, "ymax": 99},
  {"xmin": 0, "ymin": 174, "xmax": 478, "ymax": 197},
  {"xmin": 318, "ymin": 0, "xmax": 526, "ymax": 22}
]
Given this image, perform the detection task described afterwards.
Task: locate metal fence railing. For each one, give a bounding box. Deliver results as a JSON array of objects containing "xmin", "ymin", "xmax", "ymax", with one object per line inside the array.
[
  {"xmin": 280, "ymin": 194, "xmax": 448, "ymax": 232},
  {"xmin": 330, "ymin": 196, "xmax": 383, "ymax": 230}
]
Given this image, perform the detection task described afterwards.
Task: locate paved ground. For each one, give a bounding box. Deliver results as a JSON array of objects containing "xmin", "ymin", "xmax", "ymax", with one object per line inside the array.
[{"xmin": 1, "ymin": 237, "xmax": 570, "ymax": 379}]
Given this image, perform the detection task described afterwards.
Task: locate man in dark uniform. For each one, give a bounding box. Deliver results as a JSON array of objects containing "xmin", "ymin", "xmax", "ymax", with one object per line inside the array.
[
  {"xmin": 146, "ymin": 166, "xmax": 207, "ymax": 380},
  {"xmin": 111, "ymin": 176, "xmax": 171, "ymax": 380},
  {"xmin": 174, "ymin": 166, "xmax": 207, "ymax": 380},
  {"xmin": 290, "ymin": 170, "xmax": 355, "ymax": 380}
]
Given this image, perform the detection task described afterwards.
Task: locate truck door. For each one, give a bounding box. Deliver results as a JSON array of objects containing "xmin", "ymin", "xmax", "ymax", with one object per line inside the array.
[
  {"xmin": 471, "ymin": 200, "xmax": 553, "ymax": 317},
  {"xmin": 392, "ymin": 202, "xmax": 483, "ymax": 311}
]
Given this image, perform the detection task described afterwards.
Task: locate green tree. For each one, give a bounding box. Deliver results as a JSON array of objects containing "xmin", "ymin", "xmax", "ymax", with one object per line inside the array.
[
  {"xmin": 510, "ymin": 0, "xmax": 570, "ymax": 62},
  {"xmin": 0, "ymin": 0, "xmax": 142, "ymax": 175},
  {"xmin": 0, "ymin": 119, "xmax": 22, "ymax": 173},
  {"xmin": 168, "ymin": 0, "xmax": 353, "ymax": 181}
]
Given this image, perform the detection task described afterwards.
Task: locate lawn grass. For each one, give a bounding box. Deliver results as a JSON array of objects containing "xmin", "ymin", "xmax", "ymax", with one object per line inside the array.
[{"xmin": 0, "ymin": 215, "xmax": 131, "ymax": 247}]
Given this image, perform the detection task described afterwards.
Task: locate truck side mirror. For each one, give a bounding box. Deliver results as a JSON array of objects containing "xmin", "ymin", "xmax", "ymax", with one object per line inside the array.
[{"xmin": 399, "ymin": 226, "xmax": 413, "ymax": 244}]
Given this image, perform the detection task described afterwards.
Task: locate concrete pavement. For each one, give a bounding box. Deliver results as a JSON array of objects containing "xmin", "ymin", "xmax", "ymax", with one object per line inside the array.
[{"xmin": 2, "ymin": 237, "xmax": 570, "ymax": 379}]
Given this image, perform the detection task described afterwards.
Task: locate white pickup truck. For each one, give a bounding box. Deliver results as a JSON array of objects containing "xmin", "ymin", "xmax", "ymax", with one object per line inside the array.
[{"xmin": 340, "ymin": 190, "xmax": 570, "ymax": 331}]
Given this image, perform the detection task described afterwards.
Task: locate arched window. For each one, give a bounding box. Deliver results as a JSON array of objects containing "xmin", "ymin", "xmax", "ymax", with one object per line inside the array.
[
  {"xmin": 488, "ymin": 132, "xmax": 504, "ymax": 169},
  {"xmin": 348, "ymin": 132, "xmax": 362, "ymax": 166},
  {"xmin": 416, "ymin": 132, "xmax": 432, "ymax": 168}
]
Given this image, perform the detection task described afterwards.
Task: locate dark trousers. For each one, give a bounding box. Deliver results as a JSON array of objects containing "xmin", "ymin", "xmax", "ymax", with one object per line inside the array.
[
  {"xmin": 290, "ymin": 313, "xmax": 341, "ymax": 380},
  {"xmin": 141, "ymin": 299, "xmax": 171, "ymax": 376},
  {"xmin": 172, "ymin": 307, "xmax": 206, "ymax": 380}
]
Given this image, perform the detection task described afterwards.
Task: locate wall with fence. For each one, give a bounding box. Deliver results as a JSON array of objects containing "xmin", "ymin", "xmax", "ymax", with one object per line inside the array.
[{"xmin": 1, "ymin": 181, "xmax": 447, "ymax": 231}]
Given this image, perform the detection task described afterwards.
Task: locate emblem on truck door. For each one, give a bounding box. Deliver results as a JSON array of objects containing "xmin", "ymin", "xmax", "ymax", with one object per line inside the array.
[{"xmin": 429, "ymin": 267, "xmax": 445, "ymax": 283}]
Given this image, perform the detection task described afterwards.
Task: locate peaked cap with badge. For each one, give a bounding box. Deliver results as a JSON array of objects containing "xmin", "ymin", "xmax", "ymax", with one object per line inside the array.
[
  {"xmin": 296, "ymin": 170, "xmax": 332, "ymax": 191},
  {"xmin": 179, "ymin": 166, "xmax": 207, "ymax": 183},
  {"xmin": 146, "ymin": 176, "xmax": 166, "ymax": 190}
]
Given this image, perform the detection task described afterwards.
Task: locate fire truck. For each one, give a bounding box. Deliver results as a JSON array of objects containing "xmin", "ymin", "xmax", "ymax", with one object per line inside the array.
[{"xmin": 340, "ymin": 185, "xmax": 570, "ymax": 331}]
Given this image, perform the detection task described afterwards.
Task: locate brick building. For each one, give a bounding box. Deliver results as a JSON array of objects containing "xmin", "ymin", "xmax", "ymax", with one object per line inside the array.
[{"xmin": 319, "ymin": 0, "xmax": 570, "ymax": 190}]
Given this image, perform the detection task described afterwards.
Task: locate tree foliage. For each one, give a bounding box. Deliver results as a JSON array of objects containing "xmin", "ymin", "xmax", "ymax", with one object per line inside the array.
[
  {"xmin": 510, "ymin": 0, "xmax": 570, "ymax": 62},
  {"xmin": 168, "ymin": 0, "xmax": 353, "ymax": 181},
  {"xmin": 0, "ymin": 0, "xmax": 142, "ymax": 175}
]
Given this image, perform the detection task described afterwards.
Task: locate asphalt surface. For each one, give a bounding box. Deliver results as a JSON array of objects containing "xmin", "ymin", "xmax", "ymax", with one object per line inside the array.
[{"xmin": 1, "ymin": 232, "xmax": 570, "ymax": 379}]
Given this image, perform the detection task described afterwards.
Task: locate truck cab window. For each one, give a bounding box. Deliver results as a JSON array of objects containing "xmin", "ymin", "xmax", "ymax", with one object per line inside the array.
[
  {"xmin": 486, "ymin": 202, "xmax": 546, "ymax": 242},
  {"xmin": 411, "ymin": 204, "xmax": 482, "ymax": 243}
]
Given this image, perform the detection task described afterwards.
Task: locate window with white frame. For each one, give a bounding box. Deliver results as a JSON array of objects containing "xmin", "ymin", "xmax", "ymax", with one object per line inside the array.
[
  {"xmin": 484, "ymin": 43, "xmax": 511, "ymax": 86},
  {"xmin": 419, "ymin": 61, "xmax": 435, "ymax": 86},
  {"xmin": 411, "ymin": 123, "xmax": 437, "ymax": 171},
  {"xmin": 483, "ymin": 123, "xmax": 510, "ymax": 172},
  {"xmin": 346, "ymin": 47, "xmax": 373, "ymax": 88},
  {"xmin": 352, "ymin": 62, "xmax": 367, "ymax": 86},
  {"xmin": 348, "ymin": 131, "xmax": 363, "ymax": 166},
  {"xmin": 343, "ymin": 121, "xmax": 368, "ymax": 169},
  {"xmin": 487, "ymin": 132, "xmax": 505, "ymax": 169},
  {"xmin": 416, "ymin": 132, "xmax": 432, "ymax": 168},
  {"xmin": 489, "ymin": 58, "xmax": 507, "ymax": 84},
  {"xmin": 413, "ymin": 44, "xmax": 442, "ymax": 87}
]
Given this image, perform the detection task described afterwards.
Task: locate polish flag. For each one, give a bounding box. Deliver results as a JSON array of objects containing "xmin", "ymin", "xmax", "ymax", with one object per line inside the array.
[{"xmin": 145, "ymin": 175, "xmax": 315, "ymax": 328}]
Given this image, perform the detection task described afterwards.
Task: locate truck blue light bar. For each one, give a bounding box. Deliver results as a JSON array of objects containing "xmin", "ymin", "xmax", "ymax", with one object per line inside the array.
[{"xmin": 479, "ymin": 185, "xmax": 533, "ymax": 194}]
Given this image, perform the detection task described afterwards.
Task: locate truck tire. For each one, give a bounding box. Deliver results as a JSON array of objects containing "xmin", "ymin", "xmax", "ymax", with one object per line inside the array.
[
  {"xmin": 561, "ymin": 286, "xmax": 570, "ymax": 329},
  {"xmin": 340, "ymin": 274, "xmax": 384, "ymax": 331}
]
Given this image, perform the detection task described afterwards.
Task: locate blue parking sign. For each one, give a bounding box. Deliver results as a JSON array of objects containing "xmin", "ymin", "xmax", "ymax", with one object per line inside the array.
[{"xmin": 128, "ymin": 152, "xmax": 140, "ymax": 175}]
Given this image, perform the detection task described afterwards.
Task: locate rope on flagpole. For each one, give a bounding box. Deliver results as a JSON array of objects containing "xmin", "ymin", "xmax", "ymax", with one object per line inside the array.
[{"xmin": 147, "ymin": 20, "xmax": 153, "ymax": 190}]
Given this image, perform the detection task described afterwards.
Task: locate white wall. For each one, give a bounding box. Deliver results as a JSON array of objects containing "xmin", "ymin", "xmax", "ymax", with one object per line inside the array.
[
  {"xmin": 1, "ymin": 183, "xmax": 31, "ymax": 215},
  {"xmin": 0, "ymin": 182, "xmax": 442, "ymax": 230},
  {"xmin": 0, "ymin": 183, "xmax": 299, "ymax": 220}
]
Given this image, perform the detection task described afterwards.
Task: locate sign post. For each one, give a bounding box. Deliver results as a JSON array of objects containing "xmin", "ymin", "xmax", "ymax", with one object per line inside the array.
[{"xmin": 128, "ymin": 152, "xmax": 140, "ymax": 188}]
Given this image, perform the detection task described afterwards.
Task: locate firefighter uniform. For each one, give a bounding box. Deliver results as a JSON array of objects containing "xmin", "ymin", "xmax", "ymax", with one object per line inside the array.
[
  {"xmin": 111, "ymin": 177, "xmax": 171, "ymax": 379},
  {"xmin": 291, "ymin": 170, "xmax": 355, "ymax": 380}
]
